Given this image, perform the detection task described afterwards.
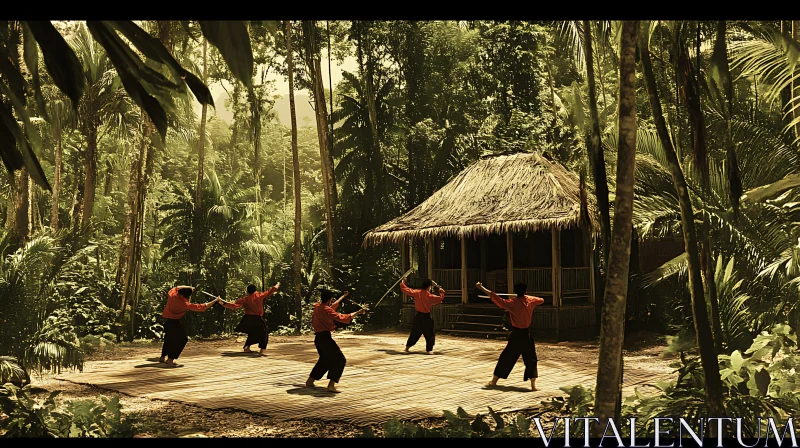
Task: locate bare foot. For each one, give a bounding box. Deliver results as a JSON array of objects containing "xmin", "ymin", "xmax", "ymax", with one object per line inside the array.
[
  {"xmin": 427, "ymin": 351, "xmax": 435, "ymax": 355},
  {"xmin": 159, "ymin": 356, "xmax": 166, "ymax": 363},
  {"xmin": 327, "ymin": 385, "xmax": 341, "ymax": 393},
  {"xmin": 404, "ymin": 346, "xmax": 410, "ymax": 352},
  {"xmin": 165, "ymin": 359, "xmax": 182, "ymax": 367},
  {"xmin": 305, "ymin": 380, "xmax": 315, "ymax": 387},
  {"xmin": 259, "ymin": 350, "xmax": 268, "ymax": 357},
  {"xmin": 485, "ymin": 382, "xmax": 497, "ymax": 388},
  {"xmin": 531, "ymin": 386, "xmax": 539, "ymax": 391},
  {"xmin": 243, "ymin": 347, "xmax": 253, "ymax": 353}
]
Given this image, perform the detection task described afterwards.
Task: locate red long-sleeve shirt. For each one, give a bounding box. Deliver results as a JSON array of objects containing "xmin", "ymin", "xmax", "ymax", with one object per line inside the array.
[
  {"xmin": 312, "ymin": 301, "xmax": 354, "ymax": 333},
  {"xmin": 488, "ymin": 291, "xmax": 544, "ymax": 329},
  {"xmin": 221, "ymin": 286, "xmax": 278, "ymax": 316},
  {"xmin": 400, "ymin": 281, "xmax": 445, "ymax": 313},
  {"xmin": 161, "ymin": 287, "xmax": 209, "ymax": 319}
]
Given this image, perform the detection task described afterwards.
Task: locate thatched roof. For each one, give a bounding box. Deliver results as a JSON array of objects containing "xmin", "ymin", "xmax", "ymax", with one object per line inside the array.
[{"xmin": 363, "ymin": 152, "xmax": 598, "ymax": 246}]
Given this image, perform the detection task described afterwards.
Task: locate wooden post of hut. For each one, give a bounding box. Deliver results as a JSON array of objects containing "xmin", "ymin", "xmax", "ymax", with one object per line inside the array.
[
  {"xmin": 506, "ymin": 232, "xmax": 514, "ymax": 295},
  {"xmin": 480, "ymin": 237, "xmax": 487, "ymax": 284},
  {"xmin": 427, "ymin": 237, "xmax": 434, "ymax": 282},
  {"xmin": 401, "ymin": 241, "xmax": 410, "ymax": 303},
  {"xmin": 552, "ymin": 225, "xmax": 562, "ymax": 341},
  {"xmin": 461, "ymin": 237, "xmax": 468, "ymax": 303}
]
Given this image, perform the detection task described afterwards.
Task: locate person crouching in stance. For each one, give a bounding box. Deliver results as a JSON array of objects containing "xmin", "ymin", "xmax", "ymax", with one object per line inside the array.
[
  {"xmin": 219, "ymin": 283, "xmax": 280, "ymax": 356},
  {"xmin": 160, "ymin": 286, "xmax": 219, "ymax": 366},
  {"xmin": 305, "ymin": 289, "xmax": 366, "ymax": 393},
  {"xmin": 400, "ymin": 277, "xmax": 445, "ymax": 354},
  {"xmin": 476, "ymin": 282, "xmax": 544, "ymax": 391}
]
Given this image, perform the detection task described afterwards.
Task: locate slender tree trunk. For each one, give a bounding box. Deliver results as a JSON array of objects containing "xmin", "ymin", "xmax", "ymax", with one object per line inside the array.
[
  {"xmin": 79, "ymin": 125, "xmax": 98, "ymax": 230},
  {"xmin": 117, "ymin": 119, "xmax": 149, "ymax": 341},
  {"xmin": 192, "ymin": 38, "xmax": 208, "ymax": 275},
  {"xmin": 678, "ymin": 32, "xmax": 723, "ymax": 353},
  {"xmin": 116, "ymin": 125, "xmax": 145, "ymax": 287},
  {"xmin": 6, "ymin": 169, "xmax": 29, "ymax": 243},
  {"xmin": 103, "ymin": 160, "xmax": 113, "ymax": 196},
  {"xmin": 583, "ymin": 21, "xmax": 613, "ymax": 338},
  {"xmin": 792, "ymin": 21, "xmax": 800, "ymax": 140},
  {"xmin": 286, "ymin": 21, "xmax": 303, "ymax": 333},
  {"xmin": 593, "ymin": 20, "xmax": 638, "ymax": 432},
  {"xmin": 50, "ymin": 121, "xmax": 62, "ymax": 230},
  {"xmin": 640, "ymin": 24, "xmax": 726, "ymax": 418}
]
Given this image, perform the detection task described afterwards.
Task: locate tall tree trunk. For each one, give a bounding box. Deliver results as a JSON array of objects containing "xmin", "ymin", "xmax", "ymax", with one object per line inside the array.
[
  {"xmin": 403, "ymin": 22, "xmax": 423, "ymax": 210},
  {"xmin": 593, "ymin": 20, "xmax": 638, "ymax": 431},
  {"xmin": 103, "ymin": 161, "xmax": 113, "ymax": 196},
  {"xmin": 640, "ymin": 23, "xmax": 726, "ymax": 418},
  {"xmin": 583, "ymin": 20, "xmax": 613, "ymax": 336},
  {"xmin": 286, "ymin": 21, "xmax": 303, "ymax": 333},
  {"xmin": 6, "ymin": 168, "xmax": 29, "ymax": 243},
  {"xmin": 79, "ymin": 125, "xmax": 98, "ymax": 230},
  {"xmin": 792, "ymin": 21, "xmax": 800, "ymax": 140},
  {"xmin": 50, "ymin": 120, "xmax": 62, "ymax": 230},
  {"xmin": 302, "ymin": 20, "xmax": 336, "ymax": 271},
  {"xmin": 192, "ymin": 37, "xmax": 208, "ymax": 276},
  {"xmin": 117, "ymin": 119, "xmax": 149, "ymax": 341},
  {"xmin": 116, "ymin": 122, "xmax": 145, "ymax": 287},
  {"xmin": 678, "ymin": 32, "xmax": 723, "ymax": 353}
]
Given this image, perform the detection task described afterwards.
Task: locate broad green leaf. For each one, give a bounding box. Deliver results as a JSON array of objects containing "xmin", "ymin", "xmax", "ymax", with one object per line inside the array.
[
  {"xmin": 107, "ymin": 21, "xmax": 213, "ymax": 106},
  {"xmin": 25, "ymin": 21, "xmax": 85, "ymax": 107},
  {"xmin": 85, "ymin": 22, "xmax": 169, "ymax": 139},
  {"xmin": 0, "ymin": 114, "xmax": 23, "ymax": 171},
  {"xmin": 731, "ymin": 350, "xmax": 744, "ymax": 371},
  {"xmin": 0, "ymin": 87, "xmax": 51, "ymax": 190},
  {"xmin": 21, "ymin": 23, "xmax": 48, "ymax": 122},
  {"xmin": 198, "ymin": 21, "xmax": 253, "ymax": 89}
]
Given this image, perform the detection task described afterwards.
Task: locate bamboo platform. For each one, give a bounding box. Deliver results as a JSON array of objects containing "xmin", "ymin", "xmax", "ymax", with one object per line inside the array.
[{"xmin": 56, "ymin": 332, "xmax": 670, "ymax": 426}]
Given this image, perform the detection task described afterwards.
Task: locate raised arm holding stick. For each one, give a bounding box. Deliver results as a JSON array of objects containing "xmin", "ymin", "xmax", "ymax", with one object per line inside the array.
[
  {"xmin": 400, "ymin": 276, "xmax": 445, "ymax": 355},
  {"xmin": 478, "ymin": 282, "xmax": 544, "ymax": 391}
]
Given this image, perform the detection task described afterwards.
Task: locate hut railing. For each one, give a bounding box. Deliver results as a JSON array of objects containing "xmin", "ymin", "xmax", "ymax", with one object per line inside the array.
[
  {"xmin": 513, "ymin": 268, "xmax": 552, "ymax": 294},
  {"xmin": 561, "ymin": 267, "xmax": 590, "ymax": 303},
  {"xmin": 432, "ymin": 268, "xmax": 480, "ymax": 293}
]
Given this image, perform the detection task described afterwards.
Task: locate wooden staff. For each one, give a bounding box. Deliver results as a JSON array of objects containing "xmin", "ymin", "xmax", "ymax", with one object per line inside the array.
[{"xmin": 372, "ymin": 267, "xmax": 416, "ymax": 309}]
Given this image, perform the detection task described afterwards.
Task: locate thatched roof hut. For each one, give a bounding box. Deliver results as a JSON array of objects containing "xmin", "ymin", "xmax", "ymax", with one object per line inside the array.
[{"xmin": 363, "ymin": 152, "xmax": 598, "ymax": 246}]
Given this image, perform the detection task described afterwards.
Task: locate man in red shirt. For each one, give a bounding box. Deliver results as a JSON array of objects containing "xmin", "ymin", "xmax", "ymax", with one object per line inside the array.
[
  {"xmin": 305, "ymin": 289, "xmax": 366, "ymax": 393},
  {"xmin": 160, "ymin": 286, "xmax": 219, "ymax": 366},
  {"xmin": 477, "ymin": 281, "xmax": 544, "ymax": 391},
  {"xmin": 400, "ymin": 277, "xmax": 445, "ymax": 354},
  {"xmin": 219, "ymin": 282, "xmax": 280, "ymax": 356}
]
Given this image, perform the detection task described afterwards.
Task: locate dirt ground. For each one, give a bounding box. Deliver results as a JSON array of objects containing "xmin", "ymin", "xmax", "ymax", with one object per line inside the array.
[{"xmin": 24, "ymin": 330, "xmax": 673, "ymax": 438}]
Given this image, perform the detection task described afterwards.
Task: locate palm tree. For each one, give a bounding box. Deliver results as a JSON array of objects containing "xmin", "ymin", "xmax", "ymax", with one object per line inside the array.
[
  {"xmin": 331, "ymin": 71, "xmax": 396, "ymax": 237},
  {"xmin": 42, "ymin": 87, "xmax": 73, "ymax": 232},
  {"xmin": 639, "ymin": 20, "xmax": 725, "ymax": 418},
  {"xmin": 70, "ymin": 25, "xmax": 126, "ymax": 231},
  {"xmin": 594, "ymin": 19, "xmax": 638, "ymax": 430},
  {"xmin": 286, "ymin": 20, "xmax": 303, "ymax": 333},
  {"xmin": 192, "ymin": 36, "xmax": 209, "ymax": 276}
]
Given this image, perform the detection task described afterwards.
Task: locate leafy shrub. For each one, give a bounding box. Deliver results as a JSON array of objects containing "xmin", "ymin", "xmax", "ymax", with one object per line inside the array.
[
  {"xmin": 0, "ymin": 358, "xmax": 29, "ymax": 387},
  {"xmin": 0, "ymin": 384, "xmax": 60, "ymax": 437},
  {"xmin": 0, "ymin": 384, "xmax": 135, "ymax": 438},
  {"xmin": 23, "ymin": 310, "xmax": 85, "ymax": 374},
  {"xmin": 623, "ymin": 324, "xmax": 800, "ymax": 437},
  {"xmin": 363, "ymin": 407, "xmax": 533, "ymax": 438}
]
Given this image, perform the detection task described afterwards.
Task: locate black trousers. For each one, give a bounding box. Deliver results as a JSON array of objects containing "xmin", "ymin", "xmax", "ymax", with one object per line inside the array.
[
  {"xmin": 494, "ymin": 327, "xmax": 538, "ymax": 380},
  {"xmin": 309, "ymin": 331, "xmax": 347, "ymax": 383},
  {"xmin": 406, "ymin": 312, "xmax": 435, "ymax": 352},
  {"xmin": 237, "ymin": 314, "xmax": 269, "ymax": 350},
  {"xmin": 161, "ymin": 318, "xmax": 188, "ymax": 360}
]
